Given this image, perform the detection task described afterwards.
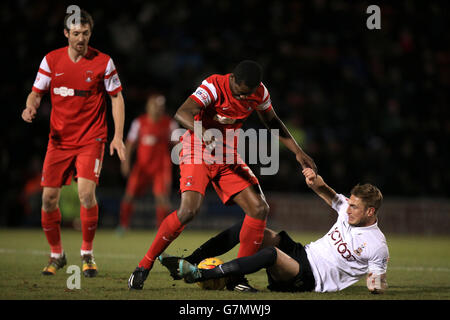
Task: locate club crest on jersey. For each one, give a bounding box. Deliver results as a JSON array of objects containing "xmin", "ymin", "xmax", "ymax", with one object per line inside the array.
[
  {"xmin": 85, "ymin": 70, "xmax": 94, "ymax": 82},
  {"xmin": 185, "ymin": 176, "xmax": 193, "ymax": 187},
  {"xmin": 354, "ymin": 242, "xmax": 367, "ymax": 256}
]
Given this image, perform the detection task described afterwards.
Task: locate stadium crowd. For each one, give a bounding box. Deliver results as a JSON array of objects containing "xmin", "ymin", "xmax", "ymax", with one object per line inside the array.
[{"xmin": 1, "ymin": 0, "xmax": 449, "ymax": 226}]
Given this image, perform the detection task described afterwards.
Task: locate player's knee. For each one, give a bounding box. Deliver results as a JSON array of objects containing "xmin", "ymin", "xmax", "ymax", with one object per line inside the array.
[
  {"xmin": 262, "ymin": 228, "xmax": 280, "ymax": 248},
  {"xmin": 250, "ymin": 201, "xmax": 269, "ymax": 220},
  {"xmin": 42, "ymin": 193, "xmax": 59, "ymax": 212},
  {"xmin": 177, "ymin": 207, "xmax": 200, "ymax": 225},
  {"xmin": 78, "ymin": 190, "xmax": 96, "ymax": 208}
]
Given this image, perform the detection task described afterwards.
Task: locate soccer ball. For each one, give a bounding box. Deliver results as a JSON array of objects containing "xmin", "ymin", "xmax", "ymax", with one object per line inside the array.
[{"xmin": 196, "ymin": 257, "xmax": 227, "ymax": 290}]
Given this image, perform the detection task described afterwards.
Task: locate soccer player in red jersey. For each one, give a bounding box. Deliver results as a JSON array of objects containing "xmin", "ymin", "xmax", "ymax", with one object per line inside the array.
[
  {"xmin": 128, "ymin": 60, "xmax": 316, "ymax": 291},
  {"xmin": 21, "ymin": 10, "xmax": 125, "ymax": 277},
  {"xmin": 118, "ymin": 94, "xmax": 177, "ymax": 232}
]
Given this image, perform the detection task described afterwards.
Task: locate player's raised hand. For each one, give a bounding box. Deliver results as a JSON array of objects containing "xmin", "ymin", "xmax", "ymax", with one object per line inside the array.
[
  {"xmin": 296, "ymin": 152, "xmax": 317, "ymax": 173},
  {"xmin": 22, "ymin": 106, "xmax": 37, "ymax": 123},
  {"xmin": 302, "ymin": 168, "xmax": 325, "ymax": 189},
  {"xmin": 302, "ymin": 168, "xmax": 317, "ymax": 187},
  {"xmin": 110, "ymin": 137, "xmax": 126, "ymax": 161}
]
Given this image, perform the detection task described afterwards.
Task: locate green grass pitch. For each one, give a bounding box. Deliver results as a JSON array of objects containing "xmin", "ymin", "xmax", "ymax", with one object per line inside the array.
[{"xmin": 0, "ymin": 228, "xmax": 449, "ymax": 300}]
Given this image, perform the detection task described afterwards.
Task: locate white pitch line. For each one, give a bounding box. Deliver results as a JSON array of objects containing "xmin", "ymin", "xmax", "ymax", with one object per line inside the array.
[
  {"xmin": 389, "ymin": 266, "xmax": 450, "ymax": 273},
  {"xmin": 1, "ymin": 248, "xmax": 449, "ymax": 272}
]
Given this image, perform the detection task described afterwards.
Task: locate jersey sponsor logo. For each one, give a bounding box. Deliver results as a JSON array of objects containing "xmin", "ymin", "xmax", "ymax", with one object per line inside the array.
[
  {"xmin": 53, "ymin": 86, "xmax": 74, "ymax": 97},
  {"xmin": 53, "ymin": 87, "xmax": 92, "ymax": 97},
  {"xmin": 328, "ymin": 227, "xmax": 356, "ymax": 262}
]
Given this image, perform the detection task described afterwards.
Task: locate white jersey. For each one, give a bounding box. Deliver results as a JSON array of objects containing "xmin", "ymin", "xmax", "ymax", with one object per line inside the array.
[{"xmin": 304, "ymin": 194, "xmax": 389, "ymax": 292}]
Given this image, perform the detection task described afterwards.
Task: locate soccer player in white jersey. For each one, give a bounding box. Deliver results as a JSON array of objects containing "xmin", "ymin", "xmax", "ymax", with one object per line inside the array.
[{"xmin": 159, "ymin": 168, "xmax": 389, "ymax": 294}]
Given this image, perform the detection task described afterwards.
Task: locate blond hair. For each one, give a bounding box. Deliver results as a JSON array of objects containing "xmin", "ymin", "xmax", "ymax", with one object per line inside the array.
[{"xmin": 350, "ymin": 183, "xmax": 383, "ymax": 213}]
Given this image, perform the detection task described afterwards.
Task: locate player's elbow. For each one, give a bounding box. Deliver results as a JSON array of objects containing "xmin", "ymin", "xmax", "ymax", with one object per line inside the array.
[{"xmin": 173, "ymin": 110, "xmax": 184, "ymax": 125}]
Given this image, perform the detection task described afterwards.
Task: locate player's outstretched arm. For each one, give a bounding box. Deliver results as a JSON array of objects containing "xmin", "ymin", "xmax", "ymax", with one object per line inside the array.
[
  {"xmin": 302, "ymin": 168, "xmax": 337, "ymax": 207},
  {"xmin": 22, "ymin": 91, "xmax": 43, "ymax": 123},
  {"xmin": 257, "ymin": 108, "xmax": 317, "ymax": 172},
  {"xmin": 109, "ymin": 91, "xmax": 126, "ymax": 161}
]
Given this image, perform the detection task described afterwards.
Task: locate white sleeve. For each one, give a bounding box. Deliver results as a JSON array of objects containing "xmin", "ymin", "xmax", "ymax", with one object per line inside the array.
[
  {"xmin": 104, "ymin": 58, "xmax": 122, "ymax": 94},
  {"xmin": 331, "ymin": 193, "xmax": 349, "ymax": 218},
  {"xmin": 190, "ymin": 79, "xmax": 217, "ymax": 107},
  {"xmin": 256, "ymin": 83, "xmax": 272, "ymax": 111},
  {"xmin": 126, "ymin": 118, "xmax": 140, "ymax": 143},
  {"xmin": 368, "ymin": 245, "xmax": 389, "ymax": 275},
  {"xmin": 32, "ymin": 56, "xmax": 51, "ymax": 92}
]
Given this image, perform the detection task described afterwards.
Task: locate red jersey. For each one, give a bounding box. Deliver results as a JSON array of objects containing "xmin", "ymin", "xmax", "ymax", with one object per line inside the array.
[
  {"xmin": 181, "ymin": 73, "xmax": 272, "ymax": 163},
  {"xmin": 127, "ymin": 114, "xmax": 176, "ymax": 172},
  {"xmin": 32, "ymin": 46, "xmax": 122, "ymax": 147}
]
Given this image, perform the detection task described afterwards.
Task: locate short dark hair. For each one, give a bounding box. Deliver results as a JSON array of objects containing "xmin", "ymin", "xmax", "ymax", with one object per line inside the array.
[
  {"xmin": 64, "ymin": 9, "xmax": 94, "ymax": 31},
  {"xmin": 233, "ymin": 60, "xmax": 263, "ymax": 89},
  {"xmin": 350, "ymin": 183, "xmax": 383, "ymax": 213}
]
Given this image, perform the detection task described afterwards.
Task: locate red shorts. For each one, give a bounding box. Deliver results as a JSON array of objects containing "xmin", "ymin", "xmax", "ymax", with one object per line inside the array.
[
  {"xmin": 125, "ymin": 164, "xmax": 172, "ymax": 197},
  {"xmin": 179, "ymin": 162, "xmax": 259, "ymax": 204},
  {"xmin": 41, "ymin": 141, "xmax": 105, "ymax": 187}
]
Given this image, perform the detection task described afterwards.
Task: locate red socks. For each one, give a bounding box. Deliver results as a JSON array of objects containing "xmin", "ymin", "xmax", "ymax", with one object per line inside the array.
[
  {"xmin": 237, "ymin": 215, "xmax": 266, "ymax": 258},
  {"xmin": 42, "ymin": 205, "xmax": 98, "ymax": 254},
  {"xmin": 138, "ymin": 211, "xmax": 185, "ymax": 270},
  {"xmin": 41, "ymin": 208, "xmax": 62, "ymax": 254},
  {"xmin": 119, "ymin": 200, "xmax": 134, "ymax": 228},
  {"xmin": 80, "ymin": 204, "xmax": 99, "ymax": 252}
]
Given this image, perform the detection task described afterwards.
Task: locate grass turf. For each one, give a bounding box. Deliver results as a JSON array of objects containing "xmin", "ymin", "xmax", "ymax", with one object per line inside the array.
[{"xmin": 0, "ymin": 228, "xmax": 449, "ymax": 300}]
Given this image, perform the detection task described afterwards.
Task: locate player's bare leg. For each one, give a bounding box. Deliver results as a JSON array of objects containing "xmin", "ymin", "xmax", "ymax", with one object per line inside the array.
[
  {"xmin": 41, "ymin": 187, "xmax": 66, "ymax": 275},
  {"xmin": 266, "ymin": 248, "xmax": 300, "ymax": 282},
  {"xmin": 77, "ymin": 177, "xmax": 99, "ymax": 277},
  {"xmin": 176, "ymin": 190, "xmax": 204, "ymax": 224}
]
